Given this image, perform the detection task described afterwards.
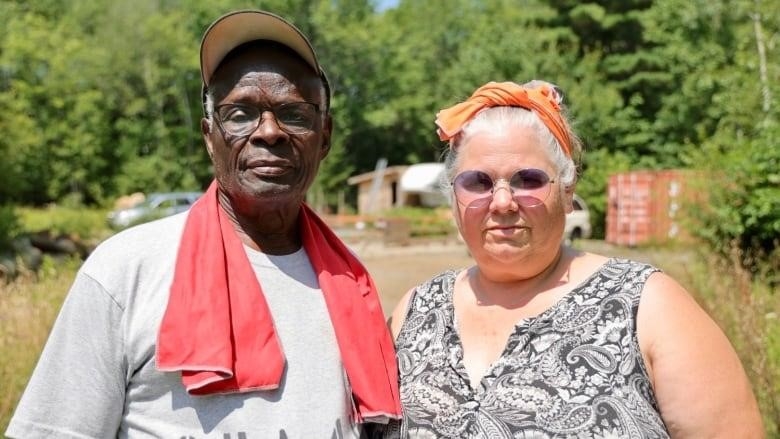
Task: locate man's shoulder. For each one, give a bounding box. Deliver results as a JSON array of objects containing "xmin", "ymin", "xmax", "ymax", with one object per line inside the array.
[
  {"xmin": 83, "ymin": 212, "xmax": 188, "ymax": 276},
  {"xmin": 96, "ymin": 212, "xmax": 187, "ymax": 251}
]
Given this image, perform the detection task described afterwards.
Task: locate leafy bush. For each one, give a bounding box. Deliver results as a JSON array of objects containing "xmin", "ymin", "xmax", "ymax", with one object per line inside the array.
[
  {"xmin": 16, "ymin": 206, "xmax": 113, "ymax": 242},
  {"xmin": 0, "ymin": 205, "xmax": 22, "ymax": 252},
  {"xmin": 690, "ymin": 123, "xmax": 780, "ymax": 283},
  {"xmin": 577, "ymin": 149, "xmax": 634, "ymax": 239},
  {"xmin": 381, "ymin": 207, "xmax": 455, "ymax": 238}
]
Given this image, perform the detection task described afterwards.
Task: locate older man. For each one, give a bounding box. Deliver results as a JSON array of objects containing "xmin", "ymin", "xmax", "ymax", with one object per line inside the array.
[{"xmin": 6, "ymin": 10, "xmax": 400, "ymax": 438}]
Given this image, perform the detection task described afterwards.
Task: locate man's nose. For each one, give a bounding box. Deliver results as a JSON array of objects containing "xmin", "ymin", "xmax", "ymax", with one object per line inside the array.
[{"xmin": 249, "ymin": 111, "xmax": 287, "ymax": 144}]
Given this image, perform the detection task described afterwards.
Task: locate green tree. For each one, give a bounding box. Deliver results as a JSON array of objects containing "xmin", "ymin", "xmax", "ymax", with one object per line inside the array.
[{"xmin": 681, "ymin": 0, "xmax": 779, "ymax": 273}]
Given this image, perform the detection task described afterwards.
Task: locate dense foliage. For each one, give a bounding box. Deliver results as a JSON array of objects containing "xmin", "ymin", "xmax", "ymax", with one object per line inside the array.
[{"xmin": 0, "ymin": 0, "xmax": 777, "ymax": 268}]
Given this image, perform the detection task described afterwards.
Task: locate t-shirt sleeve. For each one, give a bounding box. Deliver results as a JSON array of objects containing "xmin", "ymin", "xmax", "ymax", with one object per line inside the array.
[{"xmin": 5, "ymin": 271, "xmax": 127, "ymax": 438}]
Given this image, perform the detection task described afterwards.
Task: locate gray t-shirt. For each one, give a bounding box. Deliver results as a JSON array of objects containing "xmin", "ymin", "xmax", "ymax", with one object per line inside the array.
[{"xmin": 6, "ymin": 212, "xmax": 361, "ymax": 439}]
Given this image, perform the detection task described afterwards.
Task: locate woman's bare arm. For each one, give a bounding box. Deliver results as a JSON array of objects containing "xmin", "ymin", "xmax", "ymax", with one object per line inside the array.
[
  {"xmin": 388, "ymin": 287, "xmax": 416, "ymax": 340},
  {"xmin": 637, "ymin": 272, "xmax": 764, "ymax": 438}
]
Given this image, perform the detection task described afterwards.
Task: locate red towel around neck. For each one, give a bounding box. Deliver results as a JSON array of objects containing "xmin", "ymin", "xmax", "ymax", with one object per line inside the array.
[{"xmin": 157, "ymin": 180, "xmax": 401, "ymax": 421}]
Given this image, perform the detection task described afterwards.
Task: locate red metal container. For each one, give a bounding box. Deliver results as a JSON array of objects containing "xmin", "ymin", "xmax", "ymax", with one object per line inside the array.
[{"xmin": 606, "ymin": 170, "xmax": 699, "ymax": 246}]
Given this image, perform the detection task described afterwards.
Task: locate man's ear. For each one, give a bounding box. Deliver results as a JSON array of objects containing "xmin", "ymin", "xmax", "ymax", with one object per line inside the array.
[
  {"xmin": 201, "ymin": 118, "xmax": 215, "ymax": 160},
  {"xmin": 319, "ymin": 113, "xmax": 333, "ymax": 159}
]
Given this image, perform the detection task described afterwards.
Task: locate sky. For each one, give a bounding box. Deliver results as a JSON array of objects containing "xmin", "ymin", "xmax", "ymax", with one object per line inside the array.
[{"xmin": 375, "ymin": 0, "xmax": 399, "ymax": 12}]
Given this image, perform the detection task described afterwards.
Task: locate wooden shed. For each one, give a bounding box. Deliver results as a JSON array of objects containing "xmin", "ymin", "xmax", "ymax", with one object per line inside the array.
[{"xmin": 347, "ymin": 165, "xmax": 408, "ymax": 215}]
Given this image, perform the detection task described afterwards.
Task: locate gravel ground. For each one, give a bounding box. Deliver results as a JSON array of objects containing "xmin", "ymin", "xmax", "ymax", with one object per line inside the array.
[
  {"xmin": 349, "ymin": 235, "xmax": 695, "ymax": 318},
  {"xmin": 352, "ymin": 237, "xmax": 473, "ymax": 317}
]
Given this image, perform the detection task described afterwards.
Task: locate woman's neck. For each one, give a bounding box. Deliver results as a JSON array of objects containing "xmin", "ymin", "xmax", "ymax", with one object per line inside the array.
[{"xmin": 468, "ymin": 245, "xmax": 569, "ymax": 309}]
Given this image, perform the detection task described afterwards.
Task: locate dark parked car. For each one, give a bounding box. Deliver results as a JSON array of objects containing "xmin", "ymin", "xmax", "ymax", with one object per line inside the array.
[{"xmin": 107, "ymin": 192, "xmax": 203, "ymax": 229}]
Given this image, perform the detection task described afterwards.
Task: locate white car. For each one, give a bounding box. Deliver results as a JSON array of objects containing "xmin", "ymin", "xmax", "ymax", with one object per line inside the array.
[
  {"xmin": 564, "ymin": 194, "xmax": 592, "ymax": 244},
  {"xmin": 107, "ymin": 192, "xmax": 203, "ymax": 229}
]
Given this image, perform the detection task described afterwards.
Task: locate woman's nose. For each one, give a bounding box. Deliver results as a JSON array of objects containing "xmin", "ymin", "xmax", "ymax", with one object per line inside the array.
[{"xmin": 489, "ymin": 181, "xmax": 518, "ymax": 212}]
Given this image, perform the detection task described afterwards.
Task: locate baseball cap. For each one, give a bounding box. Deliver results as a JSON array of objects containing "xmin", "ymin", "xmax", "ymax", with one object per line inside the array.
[{"xmin": 200, "ymin": 10, "xmax": 330, "ymax": 102}]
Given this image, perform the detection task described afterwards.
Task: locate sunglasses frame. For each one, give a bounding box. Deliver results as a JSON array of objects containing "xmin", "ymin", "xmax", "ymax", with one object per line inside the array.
[{"xmin": 451, "ymin": 168, "xmax": 556, "ymax": 209}]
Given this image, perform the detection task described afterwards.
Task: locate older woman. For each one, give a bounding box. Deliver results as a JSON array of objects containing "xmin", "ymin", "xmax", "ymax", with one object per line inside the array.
[{"xmin": 388, "ymin": 81, "xmax": 763, "ymax": 438}]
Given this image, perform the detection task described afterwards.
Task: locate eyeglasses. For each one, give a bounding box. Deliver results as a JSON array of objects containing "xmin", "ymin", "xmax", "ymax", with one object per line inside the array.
[
  {"xmin": 452, "ymin": 168, "xmax": 556, "ymax": 209},
  {"xmin": 214, "ymin": 102, "xmax": 321, "ymax": 136}
]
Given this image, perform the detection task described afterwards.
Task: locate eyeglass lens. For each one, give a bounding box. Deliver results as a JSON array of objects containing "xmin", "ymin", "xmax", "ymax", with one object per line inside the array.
[
  {"xmin": 452, "ymin": 168, "xmax": 553, "ymax": 208},
  {"xmin": 217, "ymin": 102, "xmax": 319, "ymax": 136}
]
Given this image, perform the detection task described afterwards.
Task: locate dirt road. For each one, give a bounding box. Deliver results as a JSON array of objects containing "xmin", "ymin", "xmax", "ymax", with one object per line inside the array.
[
  {"xmin": 350, "ymin": 236, "xmax": 692, "ymax": 318},
  {"xmin": 353, "ymin": 237, "xmax": 473, "ymax": 317}
]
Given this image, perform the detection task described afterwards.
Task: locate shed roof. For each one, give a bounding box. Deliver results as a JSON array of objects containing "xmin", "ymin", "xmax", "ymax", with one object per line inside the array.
[
  {"xmin": 347, "ymin": 165, "xmax": 408, "ymax": 185},
  {"xmin": 400, "ymin": 163, "xmax": 445, "ymax": 193}
]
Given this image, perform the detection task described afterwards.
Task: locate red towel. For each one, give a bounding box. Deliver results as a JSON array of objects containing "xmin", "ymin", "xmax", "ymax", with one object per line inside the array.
[
  {"xmin": 435, "ymin": 81, "xmax": 572, "ymax": 157},
  {"xmin": 157, "ymin": 180, "xmax": 401, "ymax": 421}
]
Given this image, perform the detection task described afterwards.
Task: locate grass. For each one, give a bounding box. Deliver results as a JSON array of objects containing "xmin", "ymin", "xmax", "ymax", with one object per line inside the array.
[
  {"xmin": 0, "ymin": 256, "xmax": 80, "ymax": 431},
  {"xmin": 678, "ymin": 246, "xmax": 780, "ymax": 437},
  {"xmin": 1, "ymin": 204, "xmax": 109, "ymax": 432}
]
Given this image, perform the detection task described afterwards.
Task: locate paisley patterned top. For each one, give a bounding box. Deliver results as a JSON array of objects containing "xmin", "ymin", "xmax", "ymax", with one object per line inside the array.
[{"xmin": 391, "ymin": 258, "xmax": 670, "ymax": 439}]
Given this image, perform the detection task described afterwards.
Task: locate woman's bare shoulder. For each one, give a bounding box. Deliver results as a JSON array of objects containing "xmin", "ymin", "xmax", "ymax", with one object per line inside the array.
[
  {"xmin": 388, "ymin": 287, "xmax": 416, "ymax": 340},
  {"xmin": 565, "ymin": 250, "xmax": 611, "ymax": 280}
]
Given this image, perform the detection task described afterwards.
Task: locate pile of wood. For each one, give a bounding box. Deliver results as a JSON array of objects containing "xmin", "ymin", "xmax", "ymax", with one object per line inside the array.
[{"xmin": 0, "ymin": 230, "xmax": 96, "ymax": 280}]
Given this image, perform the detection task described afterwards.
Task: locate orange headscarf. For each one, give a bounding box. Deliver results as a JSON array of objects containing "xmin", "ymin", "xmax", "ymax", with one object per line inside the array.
[{"xmin": 435, "ymin": 81, "xmax": 572, "ymax": 157}]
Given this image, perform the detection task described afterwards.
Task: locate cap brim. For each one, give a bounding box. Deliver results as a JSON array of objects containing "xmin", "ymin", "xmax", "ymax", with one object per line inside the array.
[{"xmin": 200, "ymin": 10, "xmax": 322, "ymax": 86}]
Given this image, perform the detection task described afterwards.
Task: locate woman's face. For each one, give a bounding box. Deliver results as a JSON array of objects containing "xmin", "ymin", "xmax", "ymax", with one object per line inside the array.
[{"xmin": 453, "ymin": 124, "xmax": 573, "ymax": 280}]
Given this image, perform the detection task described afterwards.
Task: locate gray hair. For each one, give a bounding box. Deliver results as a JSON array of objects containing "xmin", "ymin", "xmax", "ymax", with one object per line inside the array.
[
  {"xmin": 204, "ymin": 90, "xmax": 215, "ymax": 131},
  {"xmin": 440, "ymin": 104, "xmax": 583, "ymax": 197}
]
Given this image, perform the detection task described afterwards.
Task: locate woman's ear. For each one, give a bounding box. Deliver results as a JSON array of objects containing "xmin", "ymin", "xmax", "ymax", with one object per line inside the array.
[{"xmin": 563, "ymin": 185, "xmax": 576, "ymax": 214}]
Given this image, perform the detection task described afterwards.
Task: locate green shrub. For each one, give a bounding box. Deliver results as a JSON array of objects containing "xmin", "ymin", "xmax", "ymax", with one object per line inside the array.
[
  {"xmin": 0, "ymin": 205, "xmax": 22, "ymax": 252},
  {"xmin": 577, "ymin": 149, "xmax": 633, "ymax": 239},
  {"xmin": 16, "ymin": 206, "xmax": 113, "ymax": 242},
  {"xmin": 690, "ymin": 123, "xmax": 780, "ymax": 279},
  {"xmin": 381, "ymin": 206, "xmax": 455, "ymax": 238}
]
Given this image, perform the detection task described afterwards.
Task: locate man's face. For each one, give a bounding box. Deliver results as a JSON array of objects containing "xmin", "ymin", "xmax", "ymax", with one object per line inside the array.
[{"xmin": 202, "ymin": 43, "xmax": 331, "ymax": 213}]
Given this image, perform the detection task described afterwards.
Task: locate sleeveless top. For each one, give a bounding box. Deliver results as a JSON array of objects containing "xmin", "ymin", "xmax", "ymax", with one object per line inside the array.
[{"xmin": 392, "ymin": 258, "xmax": 670, "ymax": 438}]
